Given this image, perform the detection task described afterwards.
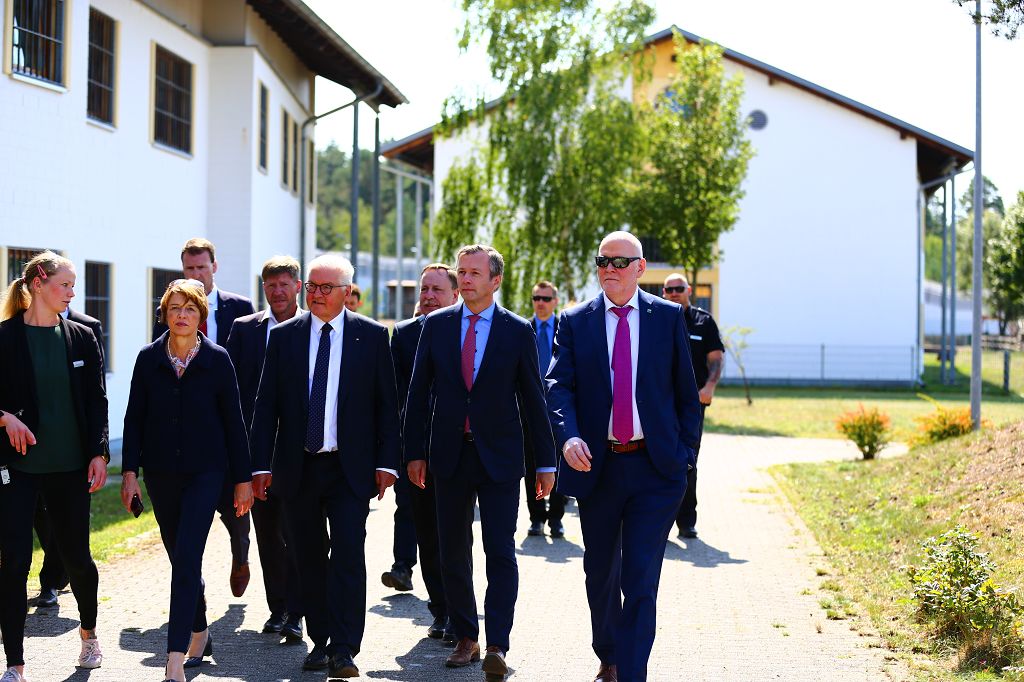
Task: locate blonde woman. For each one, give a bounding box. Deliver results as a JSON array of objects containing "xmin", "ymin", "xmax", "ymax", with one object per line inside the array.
[
  {"xmin": 0, "ymin": 252, "xmax": 110, "ymax": 682},
  {"xmin": 121, "ymin": 279, "xmax": 253, "ymax": 682}
]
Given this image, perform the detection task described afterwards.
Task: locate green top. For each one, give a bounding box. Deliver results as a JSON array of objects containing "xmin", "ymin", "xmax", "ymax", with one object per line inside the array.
[{"xmin": 13, "ymin": 324, "xmax": 84, "ymax": 474}]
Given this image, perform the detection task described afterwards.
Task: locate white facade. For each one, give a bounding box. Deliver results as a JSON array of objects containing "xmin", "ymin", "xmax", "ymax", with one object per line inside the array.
[{"xmin": 0, "ymin": 0, "xmax": 318, "ymax": 439}]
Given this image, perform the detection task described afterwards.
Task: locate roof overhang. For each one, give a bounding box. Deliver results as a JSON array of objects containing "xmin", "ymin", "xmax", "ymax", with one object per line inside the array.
[{"xmin": 245, "ymin": 0, "xmax": 407, "ymax": 110}]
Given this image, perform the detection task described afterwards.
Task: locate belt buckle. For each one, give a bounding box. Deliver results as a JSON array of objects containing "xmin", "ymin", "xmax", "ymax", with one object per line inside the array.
[{"xmin": 463, "ymin": 432, "xmax": 475, "ymax": 443}]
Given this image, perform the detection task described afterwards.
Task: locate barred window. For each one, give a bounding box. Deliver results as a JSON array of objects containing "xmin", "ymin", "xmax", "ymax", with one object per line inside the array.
[
  {"xmin": 87, "ymin": 8, "xmax": 116, "ymax": 124},
  {"xmin": 258, "ymin": 83, "xmax": 268, "ymax": 170},
  {"xmin": 281, "ymin": 110, "xmax": 290, "ymax": 185},
  {"xmin": 85, "ymin": 261, "xmax": 112, "ymax": 365},
  {"xmin": 150, "ymin": 268, "xmax": 179, "ymax": 331},
  {"xmin": 6, "ymin": 246, "xmax": 47, "ymax": 284},
  {"xmin": 153, "ymin": 46, "xmax": 192, "ymax": 153},
  {"xmin": 11, "ymin": 0, "xmax": 65, "ymax": 85}
]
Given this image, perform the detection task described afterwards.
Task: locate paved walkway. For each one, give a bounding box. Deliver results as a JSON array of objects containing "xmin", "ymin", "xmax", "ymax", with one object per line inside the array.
[{"xmin": 21, "ymin": 435, "xmax": 908, "ymax": 681}]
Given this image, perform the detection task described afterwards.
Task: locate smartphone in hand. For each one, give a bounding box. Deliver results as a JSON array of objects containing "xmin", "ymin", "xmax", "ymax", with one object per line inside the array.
[{"xmin": 130, "ymin": 494, "xmax": 144, "ymax": 518}]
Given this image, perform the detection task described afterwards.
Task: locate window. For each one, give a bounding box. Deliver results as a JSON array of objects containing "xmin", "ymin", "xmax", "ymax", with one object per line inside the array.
[
  {"xmin": 307, "ymin": 139, "xmax": 315, "ymax": 203},
  {"xmin": 281, "ymin": 109, "xmax": 290, "ymax": 185},
  {"xmin": 11, "ymin": 0, "xmax": 65, "ymax": 85},
  {"xmin": 86, "ymin": 9, "xmax": 115, "ymax": 124},
  {"xmin": 153, "ymin": 45, "xmax": 192, "ymax": 153},
  {"xmin": 150, "ymin": 267, "xmax": 179, "ymax": 331},
  {"xmin": 291, "ymin": 119, "xmax": 299, "ymax": 192},
  {"xmin": 692, "ymin": 284, "xmax": 713, "ymax": 312},
  {"xmin": 258, "ymin": 83, "xmax": 268, "ymax": 170},
  {"xmin": 84, "ymin": 261, "xmax": 111, "ymax": 364},
  {"xmin": 6, "ymin": 246, "xmax": 47, "ymax": 284}
]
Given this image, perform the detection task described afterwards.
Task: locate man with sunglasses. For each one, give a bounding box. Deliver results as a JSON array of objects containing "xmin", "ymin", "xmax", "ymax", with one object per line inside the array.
[
  {"xmin": 547, "ymin": 231, "xmax": 701, "ymax": 682},
  {"xmin": 526, "ymin": 281, "xmax": 567, "ymax": 538},
  {"xmin": 662, "ymin": 274, "xmax": 724, "ymax": 540}
]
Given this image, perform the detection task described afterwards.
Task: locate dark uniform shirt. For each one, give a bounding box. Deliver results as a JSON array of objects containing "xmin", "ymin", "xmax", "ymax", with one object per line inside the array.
[{"xmin": 684, "ymin": 305, "xmax": 724, "ymax": 389}]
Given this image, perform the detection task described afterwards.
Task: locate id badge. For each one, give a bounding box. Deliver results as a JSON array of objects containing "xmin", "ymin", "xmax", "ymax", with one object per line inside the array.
[{"xmin": 1, "ymin": 466, "xmax": 10, "ymax": 486}]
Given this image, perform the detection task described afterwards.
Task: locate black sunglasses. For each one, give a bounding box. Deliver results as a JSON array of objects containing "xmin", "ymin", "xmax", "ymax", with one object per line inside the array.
[
  {"xmin": 532, "ymin": 295, "xmax": 553, "ymax": 302},
  {"xmin": 595, "ymin": 256, "xmax": 641, "ymax": 269},
  {"xmin": 663, "ymin": 286, "xmax": 688, "ymax": 294}
]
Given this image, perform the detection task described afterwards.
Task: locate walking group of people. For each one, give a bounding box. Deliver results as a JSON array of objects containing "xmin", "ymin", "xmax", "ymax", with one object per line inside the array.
[{"xmin": 0, "ymin": 229, "xmax": 723, "ymax": 682}]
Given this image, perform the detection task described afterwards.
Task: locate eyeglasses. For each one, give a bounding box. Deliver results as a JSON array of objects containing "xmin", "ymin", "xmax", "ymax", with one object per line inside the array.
[
  {"xmin": 663, "ymin": 286, "xmax": 688, "ymax": 294},
  {"xmin": 304, "ymin": 282, "xmax": 345, "ymax": 295},
  {"xmin": 595, "ymin": 256, "xmax": 641, "ymax": 269},
  {"xmin": 532, "ymin": 295, "xmax": 553, "ymax": 302}
]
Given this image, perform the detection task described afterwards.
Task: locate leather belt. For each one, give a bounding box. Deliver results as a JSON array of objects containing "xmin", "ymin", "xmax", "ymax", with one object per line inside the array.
[
  {"xmin": 608, "ymin": 439, "xmax": 646, "ymax": 453},
  {"xmin": 462, "ymin": 432, "xmax": 475, "ymax": 443},
  {"xmin": 305, "ymin": 448, "xmax": 339, "ymax": 455}
]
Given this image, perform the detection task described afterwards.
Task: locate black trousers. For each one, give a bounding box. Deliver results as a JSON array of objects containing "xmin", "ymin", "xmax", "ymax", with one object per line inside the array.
[
  {"xmin": 676, "ymin": 404, "xmax": 707, "ymax": 531},
  {"xmin": 391, "ymin": 475, "xmax": 418, "ymax": 572},
  {"xmin": 251, "ymin": 491, "xmax": 302, "ymax": 618},
  {"xmin": 524, "ymin": 444, "xmax": 566, "ymax": 526},
  {"xmin": 408, "ymin": 469, "xmax": 447, "ymax": 620},
  {"xmin": 145, "ymin": 469, "xmax": 223, "ymax": 654},
  {"xmin": 217, "ymin": 481, "xmax": 251, "ymax": 566},
  {"xmin": 0, "ymin": 468, "xmax": 99, "ymax": 668},
  {"xmin": 34, "ymin": 498, "xmax": 69, "ymax": 590}
]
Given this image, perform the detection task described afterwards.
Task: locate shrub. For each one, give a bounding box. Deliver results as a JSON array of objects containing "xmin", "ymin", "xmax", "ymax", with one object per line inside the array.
[
  {"xmin": 913, "ymin": 394, "xmax": 978, "ymax": 445},
  {"xmin": 835, "ymin": 404, "xmax": 891, "ymax": 459},
  {"xmin": 906, "ymin": 526, "xmax": 1024, "ymax": 663}
]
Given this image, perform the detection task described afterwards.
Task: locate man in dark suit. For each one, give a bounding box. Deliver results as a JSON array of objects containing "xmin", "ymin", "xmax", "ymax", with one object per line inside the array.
[
  {"xmin": 389, "ymin": 263, "xmax": 459, "ymax": 642},
  {"xmin": 225, "ymin": 256, "xmax": 304, "ymax": 642},
  {"xmin": 153, "ymin": 237, "xmax": 256, "ymax": 597},
  {"xmin": 547, "ymin": 231, "xmax": 702, "ymax": 682},
  {"xmin": 525, "ymin": 280, "xmax": 568, "ymax": 539},
  {"xmin": 250, "ymin": 253, "xmax": 400, "ymax": 679},
  {"xmin": 404, "ymin": 244, "xmax": 556, "ymax": 679}
]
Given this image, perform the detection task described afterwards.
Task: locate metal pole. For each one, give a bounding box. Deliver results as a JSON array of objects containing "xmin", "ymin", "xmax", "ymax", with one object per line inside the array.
[
  {"xmin": 950, "ymin": 173, "xmax": 958, "ymax": 381},
  {"xmin": 414, "ymin": 180, "xmax": 424, "ymax": 276},
  {"xmin": 970, "ymin": 0, "xmax": 983, "ymax": 428},
  {"xmin": 396, "ymin": 174, "xmax": 404, "ymax": 319},
  {"xmin": 350, "ymin": 102, "xmax": 360, "ymax": 272},
  {"xmin": 940, "ymin": 185, "xmax": 948, "ymax": 384},
  {"xmin": 372, "ymin": 113, "xmax": 381, "ymax": 319},
  {"xmin": 1004, "ymin": 349, "xmax": 1011, "ymax": 394}
]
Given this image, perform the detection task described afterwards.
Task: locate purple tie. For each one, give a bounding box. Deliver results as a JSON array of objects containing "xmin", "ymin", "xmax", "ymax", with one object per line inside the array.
[{"xmin": 611, "ymin": 306, "xmax": 633, "ymax": 444}]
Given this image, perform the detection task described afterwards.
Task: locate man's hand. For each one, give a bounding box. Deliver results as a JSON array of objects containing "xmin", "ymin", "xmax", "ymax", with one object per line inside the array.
[
  {"xmin": 562, "ymin": 437, "xmax": 592, "ymax": 472},
  {"xmin": 251, "ymin": 473, "xmax": 272, "ymax": 501},
  {"xmin": 536, "ymin": 472, "xmax": 555, "ymax": 499},
  {"xmin": 2, "ymin": 413, "xmax": 36, "ymax": 455},
  {"xmin": 698, "ymin": 384, "xmax": 716, "ymax": 405},
  {"xmin": 87, "ymin": 456, "xmax": 107, "ymax": 493},
  {"xmin": 407, "ymin": 460, "xmax": 427, "ymax": 489},
  {"xmin": 120, "ymin": 471, "xmax": 142, "ymax": 513},
  {"xmin": 234, "ymin": 481, "xmax": 254, "ymax": 516},
  {"xmin": 376, "ymin": 470, "xmax": 397, "ymax": 501}
]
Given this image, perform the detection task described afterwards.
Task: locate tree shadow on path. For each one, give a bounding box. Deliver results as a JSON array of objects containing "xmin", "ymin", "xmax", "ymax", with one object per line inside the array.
[{"xmin": 664, "ymin": 537, "xmax": 747, "ymax": 568}]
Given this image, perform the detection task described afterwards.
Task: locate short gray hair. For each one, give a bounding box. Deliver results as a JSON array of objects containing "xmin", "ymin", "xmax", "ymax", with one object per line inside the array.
[
  {"xmin": 663, "ymin": 272, "xmax": 688, "ymax": 287},
  {"xmin": 307, "ymin": 253, "xmax": 355, "ymax": 285},
  {"xmin": 455, "ymin": 244, "xmax": 504, "ymax": 279}
]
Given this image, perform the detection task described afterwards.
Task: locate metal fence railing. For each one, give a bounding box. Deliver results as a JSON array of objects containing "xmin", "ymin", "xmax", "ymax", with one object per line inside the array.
[{"xmin": 719, "ymin": 343, "xmax": 917, "ymax": 386}]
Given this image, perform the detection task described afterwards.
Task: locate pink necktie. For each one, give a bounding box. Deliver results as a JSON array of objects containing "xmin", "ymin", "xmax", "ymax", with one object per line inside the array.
[
  {"xmin": 461, "ymin": 314, "xmax": 480, "ymax": 432},
  {"xmin": 611, "ymin": 306, "xmax": 633, "ymax": 444}
]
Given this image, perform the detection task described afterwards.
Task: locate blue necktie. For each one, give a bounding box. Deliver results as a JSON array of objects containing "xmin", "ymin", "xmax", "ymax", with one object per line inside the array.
[
  {"xmin": 537, "ymin": 320, "xmax": 551, "ymax": 378},
  {"xmin": 305, "ymin": 325, "xmax": 332, "ymax": 452}
]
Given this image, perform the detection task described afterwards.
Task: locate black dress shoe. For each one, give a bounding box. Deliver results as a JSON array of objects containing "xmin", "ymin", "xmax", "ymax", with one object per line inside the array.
[
  {"xmin": 442, "ymin": 627, "xmax": 457, "ymax": 646},
  {"xmin": 427, "ymin": 614, "xmax": 446, "ymax": 639},
  {"xmin": 549, "ymin": 522, "xmax": 565, "ymax": 538},
  {"xmin": 262, "ymin": 613, "xmax": 286, "ymax": 634},
  {"xmin": 34, "ymin": 587, "xmax": 59, "ymax": 607},
  {"xmin": 380, "ymin": 566, "xmax": 414, "ymax": 592},
  {"xmin": 303, "ymin": 644, "xmax": 329, "ymax": 670},
  {"xmin": 281, "ymin": 616, "xmax": 303, "ymax": 644},
  {"xmin": 527, "ymin": 521, "xmax": 545, "ymax": 536},
  {"xmin": 679, "ymin": 526, "xmax": 698, "ymax": 539},
  {"xmin": 183, "ymin": 633, "xmax": 213, "ymax": 668},
  {"xmin": 328, "ymin": 652, "xmax": 359, "ymax": 678}
]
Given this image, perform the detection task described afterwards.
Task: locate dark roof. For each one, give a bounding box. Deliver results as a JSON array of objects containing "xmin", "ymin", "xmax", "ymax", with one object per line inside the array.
[
  {"xmin": 245, "ymin": 0, "xmax": 407, "ymax": 110},
  {"xmin": 383, "ymin": 26, "xmax": 973, "ymax": 182}
]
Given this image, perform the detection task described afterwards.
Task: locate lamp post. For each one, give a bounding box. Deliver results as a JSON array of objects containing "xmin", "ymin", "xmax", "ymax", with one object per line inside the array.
[{"xmin": 970, "ymin": 0, "xmax": 983, "ymax": 428}]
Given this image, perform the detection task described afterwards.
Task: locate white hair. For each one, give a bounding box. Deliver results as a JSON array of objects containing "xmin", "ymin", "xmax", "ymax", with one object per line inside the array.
[
  {"xmin": 307, "ymin": 253, "xmax": 355, "ymax": 285},
  {"xmin": 664, "ymin": 272, "xmax": 689, "ymax": 287},
  {"xmin": 599, "ymin": 230, "xmax": 643, "ymax": 258}
]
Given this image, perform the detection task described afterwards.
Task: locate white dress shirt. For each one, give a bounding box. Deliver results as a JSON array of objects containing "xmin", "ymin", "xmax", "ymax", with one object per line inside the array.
[
  {"xmin": 205, "ymin": 287, "xmax": 219, "ymax": 343},
  {"xmin": 603, "ymin": 289, "xmax": 644, "ymax": 442},
  {"xmin": 262, "ymin": 308, "xmax": 281, "ymax": 345}
]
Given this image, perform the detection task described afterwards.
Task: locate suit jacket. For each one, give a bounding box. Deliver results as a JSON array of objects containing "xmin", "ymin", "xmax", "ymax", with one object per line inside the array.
[
  {"xmin": 546, "ymin": 289, "xmax": 702, "ymax": 500},
  {"xmin": 391, "ymin": 315, "xmax": 430, "ymax": 463},
  {"xmin": 122, "ymin": 332, "xmax": 251, "ymax": 484},
  {"xmin": 153, "ymin": 288, "xmax": 255, "ymax": 346},
  {"xmin": 67, "ymin": 308, "xmax": 106, "ymax": 372},
  {"xmin": 0, "ymin": 311, "xmax": 109, "ymax": 466},
  {"xmin": 403, "ymin": 303, "xmax": 555, "ymax": 482},
  {"xmin": 225, "ymin": 310, "xmax": 272, "ymax": 429},
  {"xmin": 250, "ymin": 311, "xmax": 401, "ymax": 500}
]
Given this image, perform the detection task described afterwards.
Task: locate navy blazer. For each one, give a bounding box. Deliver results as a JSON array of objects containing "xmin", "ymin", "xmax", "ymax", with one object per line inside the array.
[
  {"xmin": 391, "ymin": 315, "xmax": 428, "ymax": 462},
  {"xmin": 224, "ymin": 311, "xmax": 271, "ymax": 429},
  {"xmin": 249, "ymin": 311, "xmax": 401, "ymax": 500},
  {"xmin": 153, "ymin": 288, "xmax": 255, "ymax": 346},
  {"xmin": 122, "ymin": 332, "xmax": 252, "ymax": 484},
  {"xmin": 403, "ymin": 303, "xmax": 556, "ymax": 483},
  {"xmin": 0, "ymin": 312, "xmax": 109, "ymax": 466},
  {"xmin": 546, "ymin": 289, "xmax": 702, "ymax": 500}
]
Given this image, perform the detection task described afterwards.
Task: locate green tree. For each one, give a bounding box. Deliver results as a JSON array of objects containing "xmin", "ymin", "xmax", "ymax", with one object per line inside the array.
[
  {"xmin": 435, "ymin": 0, "xmax": 655, "ymax": 311},
  {"xmin": 955, "ymin": 0, "xmax": 1024, "ymax": 38},
  {"xmin": 630, "ymin": 35, "xmax": 753, "ymax": 287},
  {"xmin": 985, "ymin": 192, "xmax": 1024, "ymax": 333},
  {"xmin": 953, "ymin": 175, "xmax": 1005, "ymax": 292},
  {"xmin": 959, "ymin": 175, "xmax": 1005, "ymax": 218}
]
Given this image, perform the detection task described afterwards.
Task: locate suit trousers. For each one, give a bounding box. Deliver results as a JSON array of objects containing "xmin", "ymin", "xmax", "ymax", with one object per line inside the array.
[
  {"xmin": 524, "ymin": 446, "xmax": 566, "ymax": 526},
  {"xmin": 391, "ymin": 476, "xmax": 418, "ymax": 571},
  {"xmin": 34, "ymin": 498, "xmax": 69, "ymax": 590},
  {"xmin": 578, "ymin": 447, "xmax": 686, "ymax": 682},
  {"xmin": 217, "ymin": 481, "xmax": 251, "ymax": 565},
  {"xmin": 251, "ymin": 492, "xmax": 302, "ymax": 618},
  {"xmin": 676, "ymin": 404, "xmax": 707, "ymax": 531},
  {"xmin": 408, "ymin": 469, "xmax": 447, "ymax": 620},
  {"xmin": 434, "ymin": 441, "xmax": 519, "ymax": 650},
  {"xmin": 144, "ymin": 469, "xmax": 223, "ymax": 653},
  {"xmin": 0, "ymin": 467, "xmax": 99, "ymax": 668},
  {"xmin": 283, "ymin": 454, "xmax": 369, "ymax": 658}
]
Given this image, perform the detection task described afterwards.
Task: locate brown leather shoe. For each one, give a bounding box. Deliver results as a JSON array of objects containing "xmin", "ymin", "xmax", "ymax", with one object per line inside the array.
[
  {"xmin": 594, "ymin": 663, "xmax": 618, "ymax": 682},
  {"xmin": 482, "ymin": 645, "xmax": 508, "ymax": 679},
  {"xmin": 229, "ymin": 561, "xmax": 250, "ymax": 598},
  {"xmin": 444, "ymin": 637, "xmax": 480, "ymax": 668}
]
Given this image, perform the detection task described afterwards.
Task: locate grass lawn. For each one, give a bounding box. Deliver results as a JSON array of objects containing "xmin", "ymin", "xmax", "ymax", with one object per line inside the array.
[
  {"xmin": 707, "ymin": 348, "xmax": 1023, "ymax": 441},
  {"xmin": 771, "ymin": 420, "xmax": 1024, "ymax": 679}
]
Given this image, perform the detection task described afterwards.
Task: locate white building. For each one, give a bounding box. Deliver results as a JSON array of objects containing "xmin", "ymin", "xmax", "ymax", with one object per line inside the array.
[
  {"xmin": 383, "ymin": 26, "xmax": 973, "ymax": 386},
  {"xmin": 0, "ymin": 0, "xmax": 406, "ymax": 440}
]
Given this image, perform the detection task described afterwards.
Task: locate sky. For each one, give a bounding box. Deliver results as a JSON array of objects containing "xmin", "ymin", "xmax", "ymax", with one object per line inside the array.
[{"xmin": 305, "ymin": 0, "xmax": 1024, "ymax": 204}]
